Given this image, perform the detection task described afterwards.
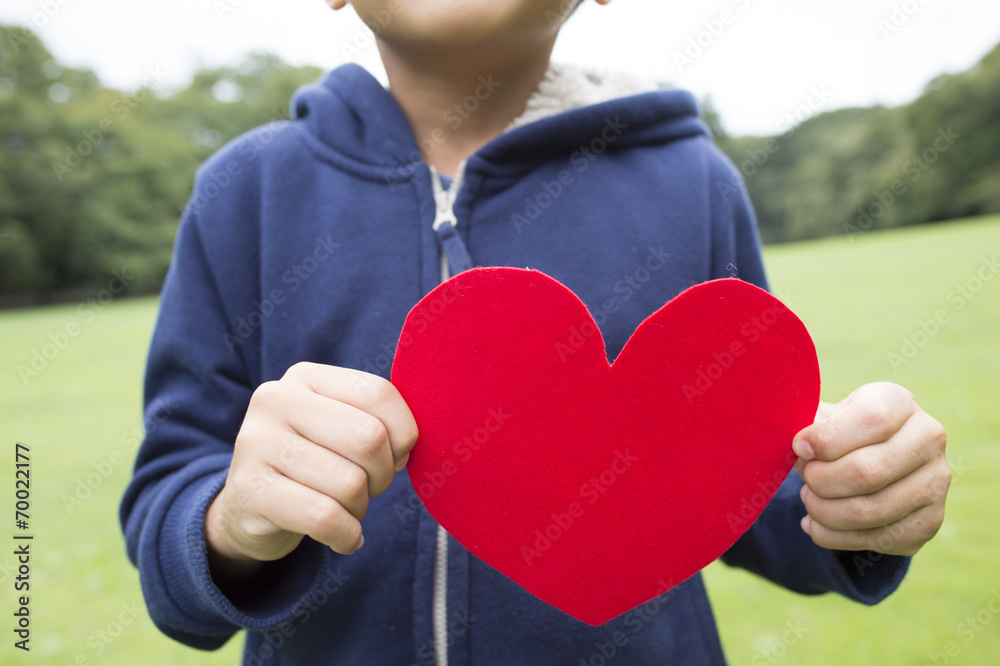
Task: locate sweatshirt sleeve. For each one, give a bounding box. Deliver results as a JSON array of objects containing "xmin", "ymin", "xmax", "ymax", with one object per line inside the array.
[
  {"xmin": 705, "ymin": 144, "xmax": 911, "ymax": 603},
  {"xmin": 722, "ymin": 469, "xmax": 910, "ymax": 603},
  {"xmin": 118, "ymin": 194, "xmax": 334, "ymax": 649}
]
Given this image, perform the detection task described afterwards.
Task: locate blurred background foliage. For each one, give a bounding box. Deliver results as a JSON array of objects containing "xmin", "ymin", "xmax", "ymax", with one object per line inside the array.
[
  {"xmin": 708, "ymin": 40, "xmax": 1000, "ymax": 244},
  {"xmin": 0, "ymin": 25, "xmax": 320, "ymax": 302},
  {"xmin": 1, "ymin": 23, "xmax": 999, "ymax": 301}
]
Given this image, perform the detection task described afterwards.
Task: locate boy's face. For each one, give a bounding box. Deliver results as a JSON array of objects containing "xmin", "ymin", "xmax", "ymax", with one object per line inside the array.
[{"xmin": 347, "ymin": 0, "xmax": 582, "ymax": 49}]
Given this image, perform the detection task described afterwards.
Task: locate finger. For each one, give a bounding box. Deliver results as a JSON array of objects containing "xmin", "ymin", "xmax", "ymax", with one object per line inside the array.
[
  {"xmin": 799, "ymin": 413, "xmax": 934, "ymax": 498},
  {"xmin": 814, "ymin": 401, "xmax": 836, "ymax": 421},
  {"xmin": 286, "ymin": 363, "xmax": 419, "ymax": 465},
  {"xmin": 800, "ymin": 455, "xmax": 949, "ymax": 531},
  {"xmin": 793, "ymin": 383, "xmax": 916, "ymax": 463},
  {"xmin": 250, "ymin": 468, "xmax": 365, "ymax": 555},
  {"xmin": 801, "ymin": 480, "xmax": 914, "ymax": 533},
  {"xmin": 793, "ymin": 403, "xmax": 835, "ymax": 477},
  {"xmin": 395, "ymin": 452, "xmax": 410, "ymax": 471},
  {"xmin": 282, "ymin": 389, "xmax": 396, "ymax": 497},
  {"xmin": 266, "ymin": 430, "xmax": 371, "ymax": 520},
  {"xmin": 801, "ymin": 501, "xmax": 945, "ymax": 557},
  {"xmin": 794, "ymin": 456, "xmax": 806, "ymax": 478}
]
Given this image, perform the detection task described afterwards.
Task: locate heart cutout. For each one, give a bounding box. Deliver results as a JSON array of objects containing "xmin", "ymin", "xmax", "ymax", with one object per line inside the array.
[{"xmin": 391, "ymin": 268, "xmax": 820, "ymax": 625}]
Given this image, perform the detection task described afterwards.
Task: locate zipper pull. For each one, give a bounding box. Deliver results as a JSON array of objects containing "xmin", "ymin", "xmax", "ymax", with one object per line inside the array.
[{"xmin": 430, "ymin": 163, "xmax": 474, "ymax": 278}]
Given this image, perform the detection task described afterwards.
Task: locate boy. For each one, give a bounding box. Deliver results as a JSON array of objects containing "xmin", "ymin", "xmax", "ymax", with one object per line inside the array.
[{"xmin": 120, "ymin": 1, "xmax": 951, "ymax": 663}]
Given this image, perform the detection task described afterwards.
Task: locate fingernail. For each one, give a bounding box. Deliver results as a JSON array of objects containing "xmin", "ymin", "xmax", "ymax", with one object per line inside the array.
[
  {"xmin": 799, "ymin": 484, "xmax": 808, "ymax": 503},
  {"xmin": 793, "ymin": 438, "xmax": 815, "ymax": 461},
  {"xmin": 355, "ymin": 535, "xmax": 365, "ymax": 552},
  {"xmin": 395, "ymin": 454, "xmax": 410, "ymax": 473},
  {"xmin": 800, "ymin": 516, "xmax": 811, "ymax": 535}
]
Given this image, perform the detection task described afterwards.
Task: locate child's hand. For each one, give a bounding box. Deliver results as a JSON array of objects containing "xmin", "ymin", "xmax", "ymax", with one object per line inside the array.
[
  {"xmin": 792, "ymin": 382, "xmax": 950, "ymax": 557},
  {"xmin": 205, "ymin": 363, "xmax": 418, "ymax": 574}
]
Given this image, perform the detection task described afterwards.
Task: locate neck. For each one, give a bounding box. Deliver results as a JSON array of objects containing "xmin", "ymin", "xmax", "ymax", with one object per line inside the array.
[{"xmin": 377, "ymin": 37, "xmax": 557, "ymax": 176}]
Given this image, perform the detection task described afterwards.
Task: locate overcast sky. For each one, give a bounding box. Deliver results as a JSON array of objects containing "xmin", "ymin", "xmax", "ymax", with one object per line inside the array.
[{"xmin": 2, "ymin": 0, "xmax": 999, "ymax": 136}]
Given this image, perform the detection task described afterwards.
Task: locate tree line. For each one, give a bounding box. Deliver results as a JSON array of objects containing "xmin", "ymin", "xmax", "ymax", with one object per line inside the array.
[
  {"xmin": 0, "ymin": 25, "xmax": 320, "ymax": 304},
  {"xmin": 1, "ymin": 24, "xmax": 997, "ymax": 302},
  {"xmin": 708, "ymin": 43, "xmax": 1000, "ymax": 244}
]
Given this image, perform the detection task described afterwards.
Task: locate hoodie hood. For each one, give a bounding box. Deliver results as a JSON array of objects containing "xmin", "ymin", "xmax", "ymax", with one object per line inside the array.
[{"xmin": 291, "ymin": 63, "xmax": 707, "ymax": 177}]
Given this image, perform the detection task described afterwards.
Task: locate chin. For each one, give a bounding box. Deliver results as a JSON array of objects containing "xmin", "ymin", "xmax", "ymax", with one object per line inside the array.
[{"xmin": 363, "ymin": 0, "xmax": 561, "ymax": 49}]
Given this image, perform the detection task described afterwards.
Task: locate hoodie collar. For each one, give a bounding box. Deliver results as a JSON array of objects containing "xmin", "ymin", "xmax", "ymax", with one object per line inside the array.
[
  {"xmin": 291, "ymin": 63, "xmax": 706, "ymax": 178},
  {"xmin": 504, "ymin": 62, "xmax": 658, "ymax": 132}
]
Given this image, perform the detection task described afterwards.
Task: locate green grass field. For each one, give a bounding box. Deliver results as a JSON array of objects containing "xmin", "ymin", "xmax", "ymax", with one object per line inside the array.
[{"xmin": 1, "ymin": 215, "xmax": 998, "ymax": 665}]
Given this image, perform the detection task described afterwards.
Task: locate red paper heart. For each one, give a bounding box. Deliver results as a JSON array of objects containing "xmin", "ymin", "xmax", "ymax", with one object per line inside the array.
[{"xmin": 392, "ymin": 268, "xmax": 820, "ymax": 625}]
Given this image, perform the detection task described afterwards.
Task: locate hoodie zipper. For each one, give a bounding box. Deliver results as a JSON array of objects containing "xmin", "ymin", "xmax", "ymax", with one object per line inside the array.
[
  {"xmin": 430, "ymin": 162, "xmax": 473, "ymax": 281},
  {"xmin": 428, "ymin": 160, "xmax": 469, "ymax": 666},
  {"xmin": 432, "ymin": 522, "xmax": 449, "ymax": 666}
]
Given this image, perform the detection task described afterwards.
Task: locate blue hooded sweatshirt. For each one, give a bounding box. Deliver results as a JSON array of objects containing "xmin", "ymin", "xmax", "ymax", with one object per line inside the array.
[{"xmin": 120, "ymin": 64, "xmax": 909, "ymax": 666}]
